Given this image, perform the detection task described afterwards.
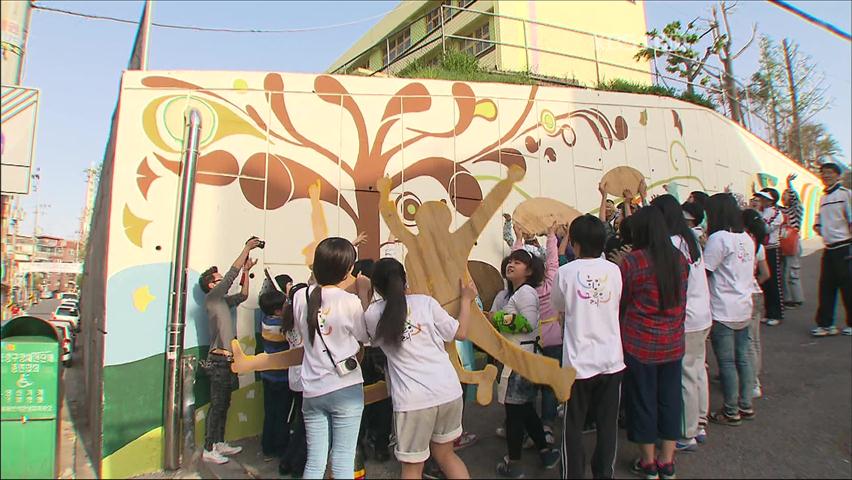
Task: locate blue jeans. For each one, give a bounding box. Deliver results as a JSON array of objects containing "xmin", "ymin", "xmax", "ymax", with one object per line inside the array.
[
  {"xmin": 710, "ymin": 322, "xmax": 754, "ymax": 416},
  {"xmin": 302, "ymin": 384, "xmax": 364, "ymax": 479}
]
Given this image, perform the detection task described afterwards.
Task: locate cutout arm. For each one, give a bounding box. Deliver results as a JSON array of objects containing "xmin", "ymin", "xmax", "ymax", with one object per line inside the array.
[{"xmin": 458, "ymin": 165, "xmax": 524, "ymax": 247}]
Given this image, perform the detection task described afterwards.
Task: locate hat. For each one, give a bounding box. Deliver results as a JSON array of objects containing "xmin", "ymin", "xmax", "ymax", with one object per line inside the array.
[{"xmin": 753, "ymin": 191, "xmax": 773, "ymax": 201}]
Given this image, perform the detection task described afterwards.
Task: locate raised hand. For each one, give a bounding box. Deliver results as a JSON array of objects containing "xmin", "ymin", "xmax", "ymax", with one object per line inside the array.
[
  {"xmin": 547, "ymin": 221, "xmax": 558, "ymax": 236},
  {"xmin": 244, "ymin": 257, "xmax": 258, "ymax": 271},
  {"xmin": 460, "ymin": 278, "xmax": 478, "ymax": 302},
  {"xmin": 352, "ymin": 231, "xmax": 368, "ymax": 247},
  {"xmin": 598, "ymin": 181, "xmax": 608, "ymax": 196}
]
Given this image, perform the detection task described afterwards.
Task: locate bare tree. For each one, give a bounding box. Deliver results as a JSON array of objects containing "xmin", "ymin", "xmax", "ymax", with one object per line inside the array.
[
  {"xmin": 635, "ymin": 20, "xmax": 717, "ymax": 94},
  {"xmin": 781, "ymin": 38, "xmax": 831, "ymax": 165},
  {"xmin": 748, "ymin": 36, "xmax": 789, "ymax": 148},
  {"xmin": 705, "ymin": 1, "xmax": 757, "ymax": 125}
]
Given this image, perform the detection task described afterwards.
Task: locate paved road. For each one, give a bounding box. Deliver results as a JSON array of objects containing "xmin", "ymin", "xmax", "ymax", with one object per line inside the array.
[
  {"xmin": 213, "ymin": 250, "xmax": 850, "ymax": 479},
  {"xmin": 27, "ymin": 298, "xmax": 61, "ymax": 318}
]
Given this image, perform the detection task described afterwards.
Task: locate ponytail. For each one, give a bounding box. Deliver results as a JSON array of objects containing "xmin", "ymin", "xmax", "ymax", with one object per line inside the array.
[
  {"xmin": 371, "ymin": 258, "xmax": 408, "ymax": 347},
  {"xmin": 306, "ymin": 286, "xmax": 323, "ymax": 345}
]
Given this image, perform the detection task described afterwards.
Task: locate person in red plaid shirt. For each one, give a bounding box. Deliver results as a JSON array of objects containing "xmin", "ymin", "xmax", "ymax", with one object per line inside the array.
[{"xmin": 616, "ymin": 206, "xmax": 688, "ymax": 480}]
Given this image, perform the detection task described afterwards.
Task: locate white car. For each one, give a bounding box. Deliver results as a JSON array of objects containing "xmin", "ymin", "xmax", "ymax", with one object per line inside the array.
[
  {"xmin": 59, "ymin": 292, "xmax": 79, "ymax": 302},
  {"xmin": 52, "ymin": 322, "xmax": 74, "ymax": 367},
  {"xmin": 60, "ymin": 299, "xmax": 79, "ymax": 309},
  {"xmin": 52, "ymin": 306, "xmax": 80, "ymax": 331}
]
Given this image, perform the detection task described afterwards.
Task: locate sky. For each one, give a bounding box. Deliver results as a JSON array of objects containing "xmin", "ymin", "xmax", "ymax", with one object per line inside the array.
[{"xmin": 12, "ymin": 0, "xmax": 851, "ymax": 239}]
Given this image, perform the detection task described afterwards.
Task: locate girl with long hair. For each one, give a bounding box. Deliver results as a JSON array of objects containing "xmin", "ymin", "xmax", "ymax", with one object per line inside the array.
[
  {"xmin": 617, "ymin": 206, "xmax": 688, "ymax": 480},
  {"xmin": 491, "ymin": 250, "xmax": 561, "ymax": 478},
  {"xmin": 651, "ymin": 195, "xmax": 712, "ymax": 451},
  {"xmin": 364, "ymin": 258, "xmax": 477, "ymax": 479},
  {"xmin": 703, "ymin": 194, "xmax": 757, "ymax": 427},
  {"xmin": 742, "ymin": 209, "xmax": 771, "ymax": 399},
  {"xmin": 293, "ymin": 237, "xmax": 368, "ymax": 479}
]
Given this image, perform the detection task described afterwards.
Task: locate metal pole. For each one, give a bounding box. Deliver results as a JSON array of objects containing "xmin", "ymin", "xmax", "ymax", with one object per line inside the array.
[
  {"xmin": 522, "ymin": 19, "xmax": 529, "ymax": 73},
  {"xmin": 592, "ymin": 35, "xmax": 601, "ymax": 85},
  {"xmin": 163, "ymin": 108, "xmax": 202, "ymax": 470},
  {"xmin": 440, "ymin": 4, "xmax": 446, "ymax": 54}
]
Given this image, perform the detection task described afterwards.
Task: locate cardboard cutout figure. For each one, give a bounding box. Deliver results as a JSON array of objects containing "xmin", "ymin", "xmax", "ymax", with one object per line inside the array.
[{"xmin": 377, "ymin": 165, "xmax": 576, "ymax": 404}]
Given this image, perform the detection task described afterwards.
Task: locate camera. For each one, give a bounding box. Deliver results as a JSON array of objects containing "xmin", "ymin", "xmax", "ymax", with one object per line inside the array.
[
  {"xmin": 334, "ymin": 356, "xmax": 359, "ymax": 377},
  {"xmin": 248, "ymin": 236, "xmax": 265, "ymax": 249}
]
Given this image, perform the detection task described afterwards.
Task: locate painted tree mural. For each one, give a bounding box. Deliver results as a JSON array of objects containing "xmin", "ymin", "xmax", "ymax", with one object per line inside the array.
[{"xmin": 135, "ymin": 74, "xmax": 629, "ymax": 258}]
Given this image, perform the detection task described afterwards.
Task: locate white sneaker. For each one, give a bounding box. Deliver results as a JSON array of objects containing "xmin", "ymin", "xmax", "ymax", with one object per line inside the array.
[
  {"xmin": 753, "ymin": 384, "xmax": 762, "ymax": 398},
  {"xmin": 765, "ymin": 318, "xmax": 780, "ymax": 326},
  {"xmin": 843, "ymin": 327, "xmax": 852, "ymax": 336},
  {"xmin": 203, "ymin": 448, "xmax": 229, "ymax": 464},
  {"xmin": 496, "ymin": 426, "xmax": 506, "ymax": 438},
  {"xmin": 214, "ymin": 442, "xmax": 243, "ymax": 456}
]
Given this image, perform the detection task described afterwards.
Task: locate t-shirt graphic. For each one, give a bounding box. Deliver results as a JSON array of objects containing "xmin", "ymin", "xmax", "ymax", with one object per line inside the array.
[
  {"xmin": 317, "ymin": 307, "xmax": 333, "ymax": 335},
  {"xmin": 576, "ymin": 271, "xmax": 612, "ymax": 306},
  {"xmin": 401, "ymin": 308, "xmax": 423, "ymax": 342}
]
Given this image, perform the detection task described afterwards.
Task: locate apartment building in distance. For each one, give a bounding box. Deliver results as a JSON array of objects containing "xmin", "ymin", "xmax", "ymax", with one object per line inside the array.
[
  {"xmin": 327, "ymin": 0, "xmax": 653, "ymax": 86},
  {"xmin": 9, "ymin": 234, "xmax": 80, "ymax": 293}
]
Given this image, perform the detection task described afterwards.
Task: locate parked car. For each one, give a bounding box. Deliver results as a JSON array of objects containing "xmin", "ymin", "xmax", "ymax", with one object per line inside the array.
[
  {"xmin": 59, "ymin": 292, "xmax": 79, "ymax": 302},
  {"xmin": 52, "ymin": 306, "xmax": 80, "ymax": 331},
  {"xmin": 60, "ymin": 298, "xmax": 79, "ymax": 309},
  {"xmin": 40, "ymin": 290, "xmax": 54, "ymax": 300},
  {"xmin": 52, "ymin": 322, "xmax": 74, "ymax": 367}
]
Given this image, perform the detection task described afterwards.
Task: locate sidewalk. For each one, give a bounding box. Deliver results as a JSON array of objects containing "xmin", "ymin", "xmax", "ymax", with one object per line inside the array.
[{"xmin": 57, "ymin": 365, "xmax": 97, "ymax": 479}]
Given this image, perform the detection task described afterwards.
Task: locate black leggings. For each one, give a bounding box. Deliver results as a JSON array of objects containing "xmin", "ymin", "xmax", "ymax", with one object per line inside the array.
[
  {"xmin": 505, "ymin": 402, "xmax": 548, "ymax": 460},
  {"xmin": 761, "ymin": 246, "xmax": 784, "ymax": 320}
]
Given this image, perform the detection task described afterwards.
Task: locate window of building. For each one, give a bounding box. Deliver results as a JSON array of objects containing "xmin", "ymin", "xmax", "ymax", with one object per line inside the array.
[
  {"xmin": 461, "ymin": 21, "xmax": 491, "ymax": 57},
  {"xmin": 426, "ymin": 5, "xmax": 441, "ymax": 32},
  {"xmin": 385, "ymin": 28, "xmax": 411, "ymax": 64},
  {"xmin": 459, "ymin": 0, "xmax": 476, "ymax": 8}
]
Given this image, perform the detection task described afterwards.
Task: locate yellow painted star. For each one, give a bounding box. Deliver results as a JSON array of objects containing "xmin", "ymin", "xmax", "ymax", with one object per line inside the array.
[{"xmin": 132, "ymin": 285, "xmax": 156, "ymax": 313}]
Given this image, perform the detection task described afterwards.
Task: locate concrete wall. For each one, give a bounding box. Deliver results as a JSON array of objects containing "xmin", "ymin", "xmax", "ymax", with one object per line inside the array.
[{"xmin": 96, "ymin": 70, "xmax": 822, "ymax": 478}]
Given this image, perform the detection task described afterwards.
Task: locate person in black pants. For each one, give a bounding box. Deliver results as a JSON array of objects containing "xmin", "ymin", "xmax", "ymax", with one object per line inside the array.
[
  {"xmin": 755, "ymin": 189, "xmax": 785, "ymax": 326},
  {"xmin": 811, "ymin": 162, "xmax": 852, "ymax": 337},
  {"xmin": 258, "ymin": 290, "xmax": 293, "ymax": 458}
]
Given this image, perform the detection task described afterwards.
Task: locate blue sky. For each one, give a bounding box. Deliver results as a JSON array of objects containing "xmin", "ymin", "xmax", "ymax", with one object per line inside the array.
[{"xmin": 14, "ymin": 0, "xmax": 851, "ymax": 239}]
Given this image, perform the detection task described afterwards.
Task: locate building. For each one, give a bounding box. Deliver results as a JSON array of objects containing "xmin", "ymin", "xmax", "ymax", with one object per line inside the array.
[
  {"xmin": 327, "ymin": 0, "xmax": 652, "ymax": 85},
  {"xmin": 9, "ymin": 234, "xmax": 80, "ymax": 295}
]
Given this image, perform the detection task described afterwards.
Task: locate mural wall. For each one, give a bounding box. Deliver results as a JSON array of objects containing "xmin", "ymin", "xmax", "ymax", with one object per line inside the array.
[{"xmin": 96, "ymin": 70, "xmax": 821, "ymax": 477}]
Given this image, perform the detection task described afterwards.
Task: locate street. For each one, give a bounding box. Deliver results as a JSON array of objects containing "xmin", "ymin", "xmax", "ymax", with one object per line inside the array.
[{"xmin": 195, "ymin": 249, "xmax": 851, "ymax": 479}]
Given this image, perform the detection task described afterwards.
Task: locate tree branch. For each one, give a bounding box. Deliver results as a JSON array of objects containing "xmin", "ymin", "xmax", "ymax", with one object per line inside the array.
[{"xmin": 732, "ymin": 23, "xmax": 758, "ymax": 59}]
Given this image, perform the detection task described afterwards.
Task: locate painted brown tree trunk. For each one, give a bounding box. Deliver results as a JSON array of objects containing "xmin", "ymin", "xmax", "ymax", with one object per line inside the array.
[{"xmin": 355, "ymin": 188, "xmax": 382, "ymax": 259}]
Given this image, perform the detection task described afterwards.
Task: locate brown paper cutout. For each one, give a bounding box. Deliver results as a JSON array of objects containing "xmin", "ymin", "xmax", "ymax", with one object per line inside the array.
[
  {"xmin": 512, "ymin": 197, "xmax": 581, "ymax": 236},
  {"xmin": 378, "ymin": 166, "xmax": 577, "ymax": 404},
  {"xmin": 467, "ymin": 260, "xmax": 504, "ymax": 312},
  {"xmin": 601, "ymin": 165, "xmax": 645, "ymax": 198}
]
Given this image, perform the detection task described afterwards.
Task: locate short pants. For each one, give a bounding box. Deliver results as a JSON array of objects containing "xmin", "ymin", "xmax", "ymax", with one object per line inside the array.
[{"xmin": 392, "ymin": 396, "xmax": 463, "ymax": 463}]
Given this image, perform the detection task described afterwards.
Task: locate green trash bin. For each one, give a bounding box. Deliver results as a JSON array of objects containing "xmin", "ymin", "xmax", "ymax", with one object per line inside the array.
[{"xmin": 1, "ymin": 316, "xmax": 62, "ymax": 479}]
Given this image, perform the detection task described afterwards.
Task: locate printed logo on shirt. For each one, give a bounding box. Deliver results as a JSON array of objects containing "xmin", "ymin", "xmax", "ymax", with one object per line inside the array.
[
  {"xmin": 576, "ymin": 271, "xmax": 612, "ymax": 306},
  {"xmin": 401, "ymin": 308, "xmax": 423, "ymax": 342},
  {"xmin": 317, "ymin": 307, "xmax": 333, "ymax": 335},
  {"xmin": 735, "ymin": 240, "xmax": 753, "ymax": 264},
  {"xmin": 286, "ymin": 329, "xmax": 303, "ymax": 348}
]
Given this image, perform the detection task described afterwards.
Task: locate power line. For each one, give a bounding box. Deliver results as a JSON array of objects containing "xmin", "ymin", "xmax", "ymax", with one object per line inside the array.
[
  {"xmin": 32, "ymin": 4, "xmax": 393, "ymax": 34},
  {"xmin": 768, "ymin": 0, "xmax": 852, "ymax": 41}
]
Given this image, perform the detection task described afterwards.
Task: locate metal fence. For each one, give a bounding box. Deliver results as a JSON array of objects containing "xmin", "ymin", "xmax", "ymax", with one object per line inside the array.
[{"xmin": 330, "ymin": 1, "xmax": 776, "ymax": 147}]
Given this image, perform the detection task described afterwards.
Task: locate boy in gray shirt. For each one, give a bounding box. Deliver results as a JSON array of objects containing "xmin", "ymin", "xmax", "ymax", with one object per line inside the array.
[{"xmin": 199, "ymin": 237, "xmax": 261, "ymax": 464}]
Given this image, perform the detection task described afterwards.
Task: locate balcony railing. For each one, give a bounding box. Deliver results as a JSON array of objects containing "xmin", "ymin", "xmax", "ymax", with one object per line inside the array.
[{"xmin": 330, "ymin": 1, "xmax": 777, "ymax": 148}]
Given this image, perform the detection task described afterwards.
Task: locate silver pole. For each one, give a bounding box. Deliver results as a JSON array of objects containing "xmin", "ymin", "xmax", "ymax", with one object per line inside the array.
[
  {"xmin": 163, "ymin": 108, "xmax": 202, "ymax": 470},
  {"xmin": 522, "ymin": 19, "xmax": 529, "ymax": 73}
]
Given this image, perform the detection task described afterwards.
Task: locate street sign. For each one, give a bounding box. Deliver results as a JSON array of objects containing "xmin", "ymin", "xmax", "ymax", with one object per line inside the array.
[
  {"xmin": 16, "ymin": 262, "xmax": 82, "ymax": 274},
  {"xmin": 1, "ymin": 85, "xmax": 40, "ymax": 194}
]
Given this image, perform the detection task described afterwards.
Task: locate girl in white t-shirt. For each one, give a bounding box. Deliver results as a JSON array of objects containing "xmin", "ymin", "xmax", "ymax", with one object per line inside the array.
[
  {"xmin": 704, "ymin": 194, "xmax": 756, "ymax": 426},
  {"xmin": 364, "ymin": 258, "xmax": 477, "ymax": 479},
  {"xmin": 279, "ymin": 283, "xmax": 308, "ymax": 476},
  {"xmin": 743, "ymin": 209, "xmax": 771, "ymax": 398},
  {"xmin": 652, "ymin": 195, "xmax": 712, "ymax": 450},
  {"xmin": 293, "ymin": 237, "xmax": 369, "ymax": 479},
  {"xmin": 491, "ymin": 250, "xmax": 561, "ymax": 478}
]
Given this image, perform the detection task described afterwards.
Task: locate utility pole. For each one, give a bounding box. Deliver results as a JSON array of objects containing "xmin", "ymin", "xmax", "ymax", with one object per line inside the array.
[{"xmin": 782, "ymin": 38, "xmax": 804, "ymax": 166}]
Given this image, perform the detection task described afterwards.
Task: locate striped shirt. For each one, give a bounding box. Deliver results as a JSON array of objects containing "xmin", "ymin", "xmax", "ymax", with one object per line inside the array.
[
  {"xmin": 782, "ymin": 189, "xmax": 803, "ymax": 231},
  {"xmin": 260, "ymin": 314, "xmax": 289, "ymax": 382}
]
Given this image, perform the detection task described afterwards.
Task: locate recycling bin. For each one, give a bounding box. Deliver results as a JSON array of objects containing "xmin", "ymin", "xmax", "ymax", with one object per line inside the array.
[{"xmin": 1, "ymin": 316, "xmax": 62, "ymax": 479}]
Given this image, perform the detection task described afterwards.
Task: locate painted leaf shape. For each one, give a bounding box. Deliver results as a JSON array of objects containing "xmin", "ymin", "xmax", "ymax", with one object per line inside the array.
[
  {"xmin": 381, "ymin": 83, "xmax": 431, "ymax": 120},
  {"xmin": 136, "ymin": 157, "xmax": 160, "ymax": 200},
  {"xmin": 473, "ymin": 148, "xmax": 528, "ymax": 174},
  {"xmin": 452, "ymin": 83, "xmax": 476, "ymax": 134},
  {"xmin": 152, "ymin": 151, "xmax": 239, "ymax": 186},
  {"xmin": 123, "ymin": 204, "xmax": 151, "ymax": 248}
]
